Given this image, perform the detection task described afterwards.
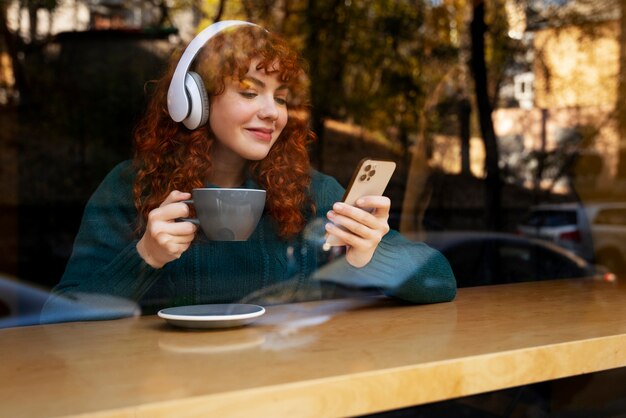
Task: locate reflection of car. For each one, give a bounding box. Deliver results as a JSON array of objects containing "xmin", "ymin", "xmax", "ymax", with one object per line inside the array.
[
  {"xmin": 584, "ymin": 203, "xmax": 626, "ymax": 274},
  {"xmin": 0, "ymin": 275, "xmax": 51, "ymax": 328},
  {"xmin": 407, "ymin": 231, "xmax": 600, "ymax": 288},
  {"xmin": 517, "ymin": 202, "xmax": 626, "ymax": 273},
  {"xmin": 0, "ymin": 275, "xmax": 140, "ymax": 328},
  {"xmin": 516, "ymin": 203, "xmax": 594, "ymax": 263}
]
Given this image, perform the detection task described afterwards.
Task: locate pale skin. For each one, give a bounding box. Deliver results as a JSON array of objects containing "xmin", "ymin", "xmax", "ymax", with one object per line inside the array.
[{"xmin": 137, "ymin": 59, "xmax": 391, "ymax": 269}]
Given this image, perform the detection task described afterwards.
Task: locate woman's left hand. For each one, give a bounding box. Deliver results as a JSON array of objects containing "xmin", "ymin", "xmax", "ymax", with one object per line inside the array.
[{"xmin": 325, "ymin": 195, "xmax": 391, "ymax": 268}]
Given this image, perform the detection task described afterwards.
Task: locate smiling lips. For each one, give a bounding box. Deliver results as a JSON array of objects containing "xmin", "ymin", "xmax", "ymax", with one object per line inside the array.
[{"xmin": 246, "ymin": 127, "xmax": 274, "ymax": 142}]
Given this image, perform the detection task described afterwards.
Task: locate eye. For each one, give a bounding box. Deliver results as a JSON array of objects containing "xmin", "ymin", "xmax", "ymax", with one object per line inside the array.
[
  {"xmin": 240, "ymin": 91, "xmax": 257, "ymax": 99},
  {"xmin": 275, "ymin": 97, "xmax": 287, "ymax": 106}
]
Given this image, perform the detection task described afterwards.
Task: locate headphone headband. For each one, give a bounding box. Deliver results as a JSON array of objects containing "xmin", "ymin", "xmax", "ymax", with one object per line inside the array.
[{"xmin": 167, "ymin": 20, "xmax": 259, "ymax": 123}]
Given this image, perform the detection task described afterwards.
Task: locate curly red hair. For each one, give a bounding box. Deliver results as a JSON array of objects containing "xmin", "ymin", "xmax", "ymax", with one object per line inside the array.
[{"xmin": 132, "ymin": 25, "xmax": 315, "ymax": 239}]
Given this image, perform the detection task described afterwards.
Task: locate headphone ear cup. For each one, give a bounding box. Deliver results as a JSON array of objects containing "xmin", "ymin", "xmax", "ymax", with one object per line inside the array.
[{"xmin": 183, "ymin": 71, "xmax": 210, "ymax": 130}]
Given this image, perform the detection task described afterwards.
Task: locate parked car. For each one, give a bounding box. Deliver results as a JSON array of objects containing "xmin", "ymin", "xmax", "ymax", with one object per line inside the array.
[
  {"xmin": 406, "ymin": 231, "xmax": 602, "ymax": 288},
  {"xmin": 0, "ymin": 275, "xmax": 140, "ymax": 328},
  {"xmin": 583, "ymin": 202, "xmax": 626, "ymax": 274},
  {"xmin": 516, "ymin": 203, "xmax": 594, "ymax": 262},
  {"xmin": 0, "ymin": 274, "xmax": 51, "ymax": 328},
  {"xmin": 517, "ymin": 202, "xmax": 626, "ymax": 273}
]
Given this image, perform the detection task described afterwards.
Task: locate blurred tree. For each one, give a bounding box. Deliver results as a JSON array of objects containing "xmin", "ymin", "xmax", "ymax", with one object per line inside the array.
[
  {"xmin": 522, "ymin": 0, "xmax": 619, "ymax": 194},
  {"xmin": 199, "ymin": 0, "xmax": 515, "ymax": 230},
  {"xmin": 21, "ymin": 0, "xmax": 58, "ymax": 41},
  {"xmin": 0, "ymin": 1, "xmax": 23, "ymax": 106},
  {"xmin": 471, "ymin": 0, "xmax": 502, "ymax": 230},
  {"xmin": 212, "ymin": 0, "xmax": 454, "ymax": 170},
  {"xmin": 617, "ymin": 0, "xmax": 626, "ymax": 177},
  {"xmin": 0, "ymin": 0, "xmax": 59, "ymax": 106},
  {"xmin": 2, "ymin": 0, "xmax": 523, "ymax": 230}
]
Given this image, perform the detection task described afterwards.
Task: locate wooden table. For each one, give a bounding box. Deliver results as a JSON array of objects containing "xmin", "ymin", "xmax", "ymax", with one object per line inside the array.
[{"xmin": 2, "ymin": 278, "xmax": 626, "ymax": 418}]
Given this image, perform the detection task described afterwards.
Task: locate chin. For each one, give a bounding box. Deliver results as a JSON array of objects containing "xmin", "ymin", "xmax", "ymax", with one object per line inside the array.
[
  {"xmin": 242, "ymin": 144, "xmax": 274, "ymax": 161},
  {"xmin": 242, "ymin": 150, "xmax": 271, "ymax": 161}
]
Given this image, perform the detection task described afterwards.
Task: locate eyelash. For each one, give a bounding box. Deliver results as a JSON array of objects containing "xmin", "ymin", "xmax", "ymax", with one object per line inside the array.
[{"xmin": 240, "ymin": 91, "xmax": 288, "ymax": 105}]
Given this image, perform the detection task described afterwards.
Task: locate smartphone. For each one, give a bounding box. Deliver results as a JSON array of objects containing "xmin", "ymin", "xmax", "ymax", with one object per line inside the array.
[{"xmin": 324, "ymin": 158, "xmax": 397, "ymax": 247}]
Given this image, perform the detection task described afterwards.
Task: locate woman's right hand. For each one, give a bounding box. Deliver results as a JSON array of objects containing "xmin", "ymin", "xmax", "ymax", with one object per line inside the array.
[{"xmin": 136, "ymin": 190, "xmax": 198, "ymax": 269}]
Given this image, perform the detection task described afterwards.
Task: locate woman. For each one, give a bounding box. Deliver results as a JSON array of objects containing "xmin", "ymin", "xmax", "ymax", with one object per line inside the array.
[{"xmin": 43, "ymin": 22, "xmax": 455, "ymax": 320}]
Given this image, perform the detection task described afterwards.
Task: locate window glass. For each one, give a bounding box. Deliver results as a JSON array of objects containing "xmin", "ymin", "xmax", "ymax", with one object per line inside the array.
[
  {"xmin": 521, "ymin": 210, "xmax": 578, "ymax": 227},
  {"xmin": 442, "ymin": 242, "xmax": 489, "ymax": 287},
  {"xmin": 594, "ymin": 209, "xmax": 626, "ymax": 226}
]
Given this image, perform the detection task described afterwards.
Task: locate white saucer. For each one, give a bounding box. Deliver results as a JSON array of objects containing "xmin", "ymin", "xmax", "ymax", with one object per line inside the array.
[{"xmin": 158, "ymin": 304, "xmax": 265, "ymax": 329}]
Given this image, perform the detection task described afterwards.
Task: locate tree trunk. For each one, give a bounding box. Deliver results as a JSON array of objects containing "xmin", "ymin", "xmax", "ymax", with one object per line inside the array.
[
  {"xmin": 458, "ymin": 96, "xmax": 472, "ymax": 175},
  {"xmin": 212, "ymin": 0, "xmax": 226, "ymax": 22},
  {"xmin": 304, "ymin": 0, "xmax": 345, "ymax": 171},
  {"xmin": 470, "ymin": 0, "xmax": 501, "ymax": 231},
  {"xmin": 304, "ymin": 0, "xmax": 324, "ymax": 170},
  {"xmin": 400, "ymin": 66, "xmax": 459, "ymax": 234},
  {"xmin": 616, "ymin": 1, "xmax": 626, "ymax": 178},
  {"xmin": 534, "ymin": 108, "xmax": 548, "ymax": 202},
  {"xmin": 28, "ymin": 5, "xmax": 37, "ymax": 43},
  {"xmin": 0, "ymin": 2, "xmax": 27, "ymax": 106},
  {"xmin": 458, "ymin": 0, "xmax": 473, "ymax": 178},
  {"xmin": 400, "ymin": 111, "xmax": 431, "ymax": 234}
]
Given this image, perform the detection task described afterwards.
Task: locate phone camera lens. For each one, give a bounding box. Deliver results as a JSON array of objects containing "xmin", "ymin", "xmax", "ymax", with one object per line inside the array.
[
  {"xmin": 359, "ymin": 174, "xmax": 367, "ymax": 181},
  {"xmin": 369, "ymin": 170, "xmax": 376, "ymax": 177},
  {"xmin": 364, "ymin": 165, "xmax": 372, "ymax": 172}
]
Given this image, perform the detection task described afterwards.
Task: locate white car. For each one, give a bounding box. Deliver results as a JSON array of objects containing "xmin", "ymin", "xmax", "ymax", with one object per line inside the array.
[
  {"xmin": 517, "ymin": 202, "xmax": 626, "ymax": 273},
  {"xmin": 516, "ymin": 203, "xmax": 594, "ymax": 262},
  {"xmin": 585, "ymin": 202, "xmax": 626, "ymax": 273}
]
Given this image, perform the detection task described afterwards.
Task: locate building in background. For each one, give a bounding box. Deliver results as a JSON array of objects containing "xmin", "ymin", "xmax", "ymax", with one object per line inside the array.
[{"xmin": 493, "ymin": 0, "xmax": 621, "ymax": 196}]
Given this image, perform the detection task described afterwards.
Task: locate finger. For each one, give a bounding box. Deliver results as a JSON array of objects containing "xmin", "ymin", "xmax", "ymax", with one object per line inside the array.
[
  {"xmin": 153, "ymin": 229, "xmax": 194, "ymax": 250},
  {"xmin": 355, "ymin": 196, "xmax": 391, "ymax": 217},
  {"xmin": 330, "ymin": 202, "xmax": 378, "ymax": 229},
  {"xmin": 150, "ymin": 201, "xmax": 192, "ymax": 223},
  {"xmin": 148, "ymin": 221, "xmax": 197, "ymax": 247},
  {"xmin": 164, "ymin": 220, "xmax": 198, "ymax": 236},
  {"xmin": 160, "ymin": 190, "xmax": 192, "ymax": 207},
  {"xmin": 167, "ymin": 234, "xmax": 196, "ymax": 245},
  {"xmin": 146, "ymin": 217, "xmax": 195, "ymax": 247},
  {"xmin": 325, "ymin": 222, "xmax": 369, "ymax": 248},
  {"xmin": 327, "ymin": 210, "xmax": 378, "ymax": 241}
]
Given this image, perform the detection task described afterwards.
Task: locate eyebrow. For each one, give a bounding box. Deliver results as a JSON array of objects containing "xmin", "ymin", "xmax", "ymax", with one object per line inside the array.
[{"xmin": 243, "ymin": 76, "xmax": 288, "ymax": 91}]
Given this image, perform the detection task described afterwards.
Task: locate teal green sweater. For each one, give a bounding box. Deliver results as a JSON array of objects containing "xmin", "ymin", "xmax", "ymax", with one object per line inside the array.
[{"xmin": 43, "ymin": 161, "xmax": 455, "ymax": 320}]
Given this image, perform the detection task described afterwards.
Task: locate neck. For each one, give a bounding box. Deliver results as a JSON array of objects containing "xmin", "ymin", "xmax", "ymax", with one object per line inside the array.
[{"xmin": 208, "ymin": 145, "xmax": 248, "ymax": 187}]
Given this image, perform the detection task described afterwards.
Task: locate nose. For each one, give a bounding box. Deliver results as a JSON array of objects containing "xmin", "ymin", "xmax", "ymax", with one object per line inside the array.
[{"xmin": 258, "ymin": 95, "xmax": 279, "ymax": 121}]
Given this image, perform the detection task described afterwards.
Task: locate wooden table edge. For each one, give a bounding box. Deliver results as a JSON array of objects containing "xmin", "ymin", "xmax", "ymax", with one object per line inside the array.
[{"xmin": 59, "ymin": 333, "xmax": 626, "ymax": 418}]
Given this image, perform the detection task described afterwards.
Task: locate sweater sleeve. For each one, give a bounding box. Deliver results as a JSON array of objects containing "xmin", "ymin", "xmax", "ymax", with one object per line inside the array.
[
  {"xmin": 309, "ymin": 171, "xmax": 457, "ymax": 304},
  {"xmin": 41, "ymin": 161, "xmax": 162, "ymax": 322}
]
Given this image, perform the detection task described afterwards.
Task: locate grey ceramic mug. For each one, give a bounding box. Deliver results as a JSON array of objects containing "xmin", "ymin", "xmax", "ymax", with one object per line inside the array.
[{"xmin": 181, "ymin": 188, "xmax": 266, "ymax": 241}]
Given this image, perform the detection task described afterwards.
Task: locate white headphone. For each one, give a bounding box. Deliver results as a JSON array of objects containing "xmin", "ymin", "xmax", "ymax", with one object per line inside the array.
[{"xmin": 167, "ymin": 20, "xmax": 260, "ymax": 130}]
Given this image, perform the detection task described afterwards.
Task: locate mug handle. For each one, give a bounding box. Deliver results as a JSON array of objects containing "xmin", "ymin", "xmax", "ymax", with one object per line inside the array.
[{"xmin": 176, "ymin": 199, "xmax": 200, "ymax": 225}]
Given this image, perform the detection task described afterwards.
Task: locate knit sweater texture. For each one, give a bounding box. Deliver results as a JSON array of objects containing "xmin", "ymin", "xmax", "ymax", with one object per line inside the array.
[{"xmin": 44, "ymin": 161, "xmax": 456, "ymax": 320}]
